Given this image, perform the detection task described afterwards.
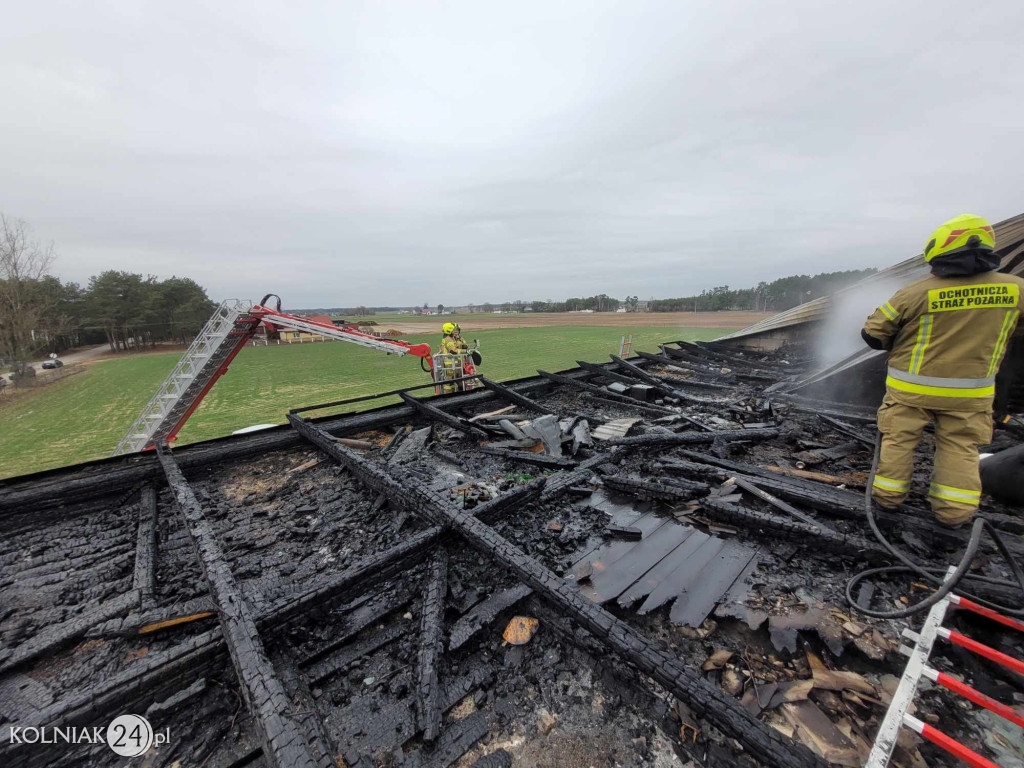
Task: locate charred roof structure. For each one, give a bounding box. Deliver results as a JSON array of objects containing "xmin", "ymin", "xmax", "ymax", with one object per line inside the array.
[{"xmin": 1, "ymin": 346, "xmax": 1022, "ymax": 765}]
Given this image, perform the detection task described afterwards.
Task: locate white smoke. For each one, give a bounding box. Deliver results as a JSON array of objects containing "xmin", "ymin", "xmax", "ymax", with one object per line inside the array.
[{"xmin": 813, "ymin": 275, "xmax": 910, "ymax": 365}]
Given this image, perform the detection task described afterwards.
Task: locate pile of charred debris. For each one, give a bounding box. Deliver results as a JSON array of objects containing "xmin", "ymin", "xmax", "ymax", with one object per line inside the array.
[{"xmin": 0, "ymin": 340, "xmax": 1021, "ymax": 768}]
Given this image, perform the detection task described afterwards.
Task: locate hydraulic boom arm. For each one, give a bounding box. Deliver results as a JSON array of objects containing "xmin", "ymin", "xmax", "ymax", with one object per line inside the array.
[{"xmin": 113, "ymin": 296, "xmax": 432, "ymax": 455}]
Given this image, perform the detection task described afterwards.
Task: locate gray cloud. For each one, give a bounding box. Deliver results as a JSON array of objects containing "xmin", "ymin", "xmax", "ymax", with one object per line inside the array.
[{"xmin": 2, "ymin": 1, "xmax": 1022, "ymax": 307}]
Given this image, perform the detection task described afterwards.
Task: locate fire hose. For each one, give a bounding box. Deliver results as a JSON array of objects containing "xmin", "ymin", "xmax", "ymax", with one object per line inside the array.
[{"xmin": 846, "ymin": 432, "xmax": 1024, "ymax": 619}]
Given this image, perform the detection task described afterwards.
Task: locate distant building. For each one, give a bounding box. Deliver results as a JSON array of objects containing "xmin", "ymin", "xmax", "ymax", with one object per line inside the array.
[{"xmin": 279, "ymin": 315, "xmax": 335, "ymax": 344}]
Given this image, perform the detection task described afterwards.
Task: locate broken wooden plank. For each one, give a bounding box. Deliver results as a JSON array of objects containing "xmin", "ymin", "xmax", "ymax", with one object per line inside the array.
[
  {"xmin": 616, "ymin": 529, "xmax": 709, "ymax": 608},
  {"xmin": 585, "ymin": 522, "xmax": 694, "ymax": 604},
  {"xmin": 637, "ymin": 536, "xmax": 726, "ymax": 615},
  {"xmin": 669, "ymin": 541, "xmax": 758, "ymax": 627}
]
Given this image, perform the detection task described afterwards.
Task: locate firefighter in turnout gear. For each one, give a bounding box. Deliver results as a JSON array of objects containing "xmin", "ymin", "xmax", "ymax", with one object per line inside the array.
[
  {"xmin": 862, "ymin": 214, "xmax": 1023, "ymax": 526},
  {"xmin": 440, "ymin": 322, "xmax": 467, "ymax": 355},
  {"xmin": 437, "ymin": 322, "xmax": 474, "ymax": 393}
]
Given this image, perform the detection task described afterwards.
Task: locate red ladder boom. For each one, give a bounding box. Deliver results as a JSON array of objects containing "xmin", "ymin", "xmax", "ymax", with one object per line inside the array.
[{"xmin": 113, "ymin": 297, "xmax": 432, "ymax": 455}]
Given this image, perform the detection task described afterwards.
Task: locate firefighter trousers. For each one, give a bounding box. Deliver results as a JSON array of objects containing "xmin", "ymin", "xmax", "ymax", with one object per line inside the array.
[{"xmin": 872, "ymin": 393, "xmax": 993, "ymax": 526}]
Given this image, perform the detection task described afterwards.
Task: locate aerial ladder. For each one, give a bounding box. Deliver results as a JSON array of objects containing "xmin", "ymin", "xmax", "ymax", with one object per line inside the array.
[{"xmin": 113, "ymin": 295, "xmax": 436, "ymax": 455}]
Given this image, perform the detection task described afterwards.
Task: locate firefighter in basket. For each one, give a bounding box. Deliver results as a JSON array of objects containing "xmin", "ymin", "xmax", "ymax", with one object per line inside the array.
[{"xmin": 437, "ymin": 322, "xmax": 481, "ymax": 392}]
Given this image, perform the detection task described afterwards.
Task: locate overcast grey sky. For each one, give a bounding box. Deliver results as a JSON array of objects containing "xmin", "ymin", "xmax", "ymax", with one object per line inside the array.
[{"xmin": 2, "ymin": 1, "xmax": 1022, "ymax": 308}]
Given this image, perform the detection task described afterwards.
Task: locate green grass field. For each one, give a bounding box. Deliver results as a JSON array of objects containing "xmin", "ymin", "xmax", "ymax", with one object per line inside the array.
[{"xmin": 0, "ymin": 326, "xmax": 725, "ymax": 479}]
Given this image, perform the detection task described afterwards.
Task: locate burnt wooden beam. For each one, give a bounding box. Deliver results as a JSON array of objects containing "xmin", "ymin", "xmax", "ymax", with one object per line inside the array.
[
  {"xmin": 157, "ymin": 446, "xmax": 326, "ymax": 768},
  {"xmin": 133, "ymin": 484, "xmax": 158, "ymax": 606},
  {"xmin": 603, "ymin": 475, "xmax": 709, "ymax": 502},
  {"xmin": 632, "ymin": 351, "xmax": 737, "ymax": 388},
  {"xmin": 608, "ymin": 427, "xmax": 779, "ymax": 447},
  {"xmin": 574, "ymin": 360, "xmax": 642, "ymax": 386},
  {"xmin": 730, "ymin": 477, "xmax": 835, "ymax": 533},
  {"xmin": 289, "ymin": 414, "xmax": 825, "ymax": 768},
  {"xmin": 609, "ymin": 354, "xmax": 725, "ymax": 403},
  {"xmin": 417, "ymin": 548, "xmax": 448, "ymax": 742},
  {"xmin": 479, "ymin": 377, "xmax": 556, "ymax": 415},
  {"xmin": 0, "ymin": 589, "xmax": 140, "ymax": 675},
  {"xmin": 479, "ymin": 447, "xmax": 577, "ymax": 469},
  {"xmin": 399, "ymin": 391, "xmax": 490, "ymax": 440},
  {"xmin": 536, "ymin": 369, "xmax": 677, "ymax": 414}
]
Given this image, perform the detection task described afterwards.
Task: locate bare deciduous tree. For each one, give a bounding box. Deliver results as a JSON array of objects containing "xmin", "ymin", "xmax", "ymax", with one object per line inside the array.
[{"xmin": 0, "ymin": 215, "xmax": 57, "ymax": 371}]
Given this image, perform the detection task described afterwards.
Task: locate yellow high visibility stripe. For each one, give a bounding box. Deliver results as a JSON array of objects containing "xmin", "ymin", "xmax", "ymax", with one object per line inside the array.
[
  {"xmin": 879, "ymin": 302, "xmax": 898, "ymax": 321},
  {"xmin": 908, "ymin": 315, "xmax": 933, "ymax": 375},
  {"xmin": 928, "ymin": 484, "xmax": 981, "ymax": 504},
  {"xmin": 987, "ymin": 310, "xmax": 1019, "ymax": 377},
  {"xmin": 886, "ymin": 376, "xmax": 995, "ymax": 398},
  {"xmin": 872, "ymin": 475, "xmax": 910, "ymax": 492}
]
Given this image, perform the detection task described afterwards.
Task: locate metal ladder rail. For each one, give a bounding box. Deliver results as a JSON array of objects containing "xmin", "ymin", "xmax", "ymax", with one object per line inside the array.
[
  {"xmin": 113, "ymin": 300, "xmax": 254, "ymax": 455},
  {"xmin": 264, "ymin": 314, "xmax": 415, "ymax": 356},
  {"xmin": 866, "ymin": 567, "xmax": 1024, "ymax": 768}
]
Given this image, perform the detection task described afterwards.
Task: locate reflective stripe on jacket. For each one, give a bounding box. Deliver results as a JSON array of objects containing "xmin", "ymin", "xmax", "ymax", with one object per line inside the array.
[{"xmin": 862, "ymin": 270, "xmax": 1023, "ymax": 411}]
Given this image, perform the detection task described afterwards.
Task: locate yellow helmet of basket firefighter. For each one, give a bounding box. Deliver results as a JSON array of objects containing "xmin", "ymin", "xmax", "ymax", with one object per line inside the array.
[
  {"xmin": 442, "ymin": 322, "xmax": 456, "ymax": 335},
  {"xmin": 923, "ymin": 214, "xmax": 995, "ymax": 263}
]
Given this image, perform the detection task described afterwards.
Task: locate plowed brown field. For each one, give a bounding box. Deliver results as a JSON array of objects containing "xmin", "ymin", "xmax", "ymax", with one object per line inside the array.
[{"xmin": 379, "ymin": 311, "xmax": 774, "ymax": 335}]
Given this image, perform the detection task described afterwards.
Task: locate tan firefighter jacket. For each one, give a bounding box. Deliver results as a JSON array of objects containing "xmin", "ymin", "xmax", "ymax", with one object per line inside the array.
[
  {"xmin": 863, "ymin": 270, "xmax": 1023, "ymax": 411},
  {"xmin": 440, "ymin": 335, "xmax": 467, "ymax": 355}
]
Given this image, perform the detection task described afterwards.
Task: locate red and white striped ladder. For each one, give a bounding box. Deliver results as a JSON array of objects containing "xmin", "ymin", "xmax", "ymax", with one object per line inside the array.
[{"xmin": 866, "ymin": 568, "xmax": 1024, "ymax": 768}]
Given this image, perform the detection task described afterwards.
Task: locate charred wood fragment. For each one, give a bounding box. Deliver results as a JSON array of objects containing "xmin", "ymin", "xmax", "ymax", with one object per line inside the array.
[
  {"xmin": 608, "ymin": 354, "xmax": 731, "ymax": 399},
  {"xmin": 632, "ymin": 350, "xmax": 737, "ymax": 387},
  {"xmin": 479, "ymin": 376, "xmax": 555, "ymax": 415},
  {"xmin": 290, "ymin": 415, "xmax": 825, "ymax": 768},
  {"xmin": 698, "ymin": 498, "xmax": 886, "ymax": 560},
  {"xmin": 418, "ymin": 548, "xmax": 448, "ymax": 742},
  {"xmin": 449, "ymin": 583, "xmax": 533, "ymax": 651},
  {"xmin": 133, "ymin": 484, "xmax": 158, "ymax": 605},
  {"xmin": 730, "ymin": 477, "xmax": 834, "ymax": 532},
  {"xmin": 574, "ymin": 359, "xmax": 642, "ymax": 386},
  {"xmin": 0, "ymin": 589, "xmax": 140, "ymax": 674},
  {"xmin": 307, "ymin": 623, "xmax": 406, "ymax": 687},
  {"xmin": 399, "ymin": 391, "xmax": 490, "ymax": 440},
  {"xmin": 157, "ymin": 446, "xmax": 324, "ymax": 768},
  {"xmin": 602, "ymin": 475, "xmax": 709, "ymax": 502},
  {"xmin": 479, "ymin": 447, "xmax": 577, "ymax": 468},
  {"xmin": 538, "ymin": 451, "xmax": 611, "ymax": 503},
  {"xmin": 609, "ymin": 427, "xmax": 779, "ymax": 447},
  {"xmin": 468, "ymin": 749, "xmax": 512, "ymax": 768},
  {"xmin": 792, "ymin": 441, "xmax": 865, "ymax": 468},
  {"xmin": 581, "ymin": 393, "xmax": 680, "ymax": 415},
  {"xmin": 535, "ymin": 370, "xmax": 677, "ymax": 414}
]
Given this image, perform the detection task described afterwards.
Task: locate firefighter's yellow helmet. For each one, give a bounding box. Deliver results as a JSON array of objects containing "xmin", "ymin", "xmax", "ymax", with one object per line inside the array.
[
  {"xmin": 923, "ymin": 214, "xmax": 996, "ymax": 263},
  {"xmin": 442, "ymin": 322, "xmax": 456, "ymax": 335}
]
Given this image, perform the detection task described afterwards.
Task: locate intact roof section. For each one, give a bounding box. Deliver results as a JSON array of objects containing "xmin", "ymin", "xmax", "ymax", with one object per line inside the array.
[{"xmin": 715, "ymin": 211, "xmax": 1024, "ymax": 343}]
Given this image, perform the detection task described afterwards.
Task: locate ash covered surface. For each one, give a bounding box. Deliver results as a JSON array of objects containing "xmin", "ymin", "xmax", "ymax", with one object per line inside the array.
[{"xmin": 0, "ymin": 341, "xmax": 1021, "ymax": 768}]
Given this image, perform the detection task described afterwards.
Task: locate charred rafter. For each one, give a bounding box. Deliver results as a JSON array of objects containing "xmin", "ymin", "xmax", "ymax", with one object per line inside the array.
[
  {"xmin": 536, "ymin": 369, "xmax": 678, "ymax": 414},
  {"xmin": 479, "ymin": 376, "xmax": 555, "ymax": 415},
  {"xmin": 289, "ymin": 414, "xmax": 825, "ymax": 768},
  {"xmin": 479, "ymin": 446, "xmax": 578, "ymax": 469},
  {"xmin": 157, "ymin": 446, "xmax": 328, "ymax": 768},
  {"xmin": 133, "ymin": 484, "xmax": 158, "ymax": 606},
  {"xmin": 608, "ymin": 427, "xmax": 779, "ymax": 447},
  {"xmin": 399, "ymin": 391, "xmax": 490, "ymax": 440},
  {"xmin": 417, "ymin": 547, "xmax": 448, "ymax": 742},
  {"xmin": 3, "ymin": 478, "xmax": 551, "ymax": 742}
]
